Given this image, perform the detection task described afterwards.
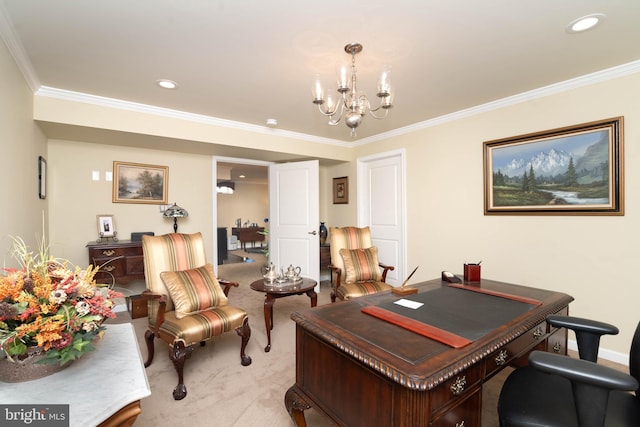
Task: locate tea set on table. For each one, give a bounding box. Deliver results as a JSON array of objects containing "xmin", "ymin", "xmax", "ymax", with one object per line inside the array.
[{"xmin": 262, "ymin": 262, "xmax": 302, "ymax": 285}]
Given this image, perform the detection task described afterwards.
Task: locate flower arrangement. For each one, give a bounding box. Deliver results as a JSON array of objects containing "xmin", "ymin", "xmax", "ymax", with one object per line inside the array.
[{"xmin": 0, "ymin": 235, "xmax": 122, "ymax": 366}]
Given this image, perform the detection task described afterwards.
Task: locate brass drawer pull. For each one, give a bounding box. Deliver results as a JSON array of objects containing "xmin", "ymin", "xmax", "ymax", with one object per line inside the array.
[
  {"xmin": 553, "ymin": 342, "xmax": 562, "ymax": 353},
  {"xmin": 450, "ymin": 375, "xmax": 466, "ymax": 396},
  {"xmin": 532, "ymin": 327, "xmax": 543, "ymax": 339},
  {"xmin": 102, "ymin": 249, "xmax": 116, "ymax": 256},
  {"xmin": 103, "ymin": 266, "xmax": 116, "ymax": 272},
  {"xmin": 495, "ymin": 349, "xmax": 508, "ymax": 366}
]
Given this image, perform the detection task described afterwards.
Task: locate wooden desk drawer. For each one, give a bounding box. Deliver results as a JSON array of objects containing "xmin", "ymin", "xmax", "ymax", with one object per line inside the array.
[
  {"xmin": 430, "ymin": 386, "xmax": 481, "ymax": 427},
  {"xmin": 485, "ymin": 322, "xmax": 547, "ymax": 378},
  {"xmin": 430, "ymin": 364, "xmax": 481, "ymax": 413}
]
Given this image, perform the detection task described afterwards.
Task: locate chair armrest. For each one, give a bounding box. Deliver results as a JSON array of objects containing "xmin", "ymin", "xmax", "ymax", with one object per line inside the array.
[
  {"xmin": 327, "ymin": 264, "xmax": 342, "ymax": 287},
  {"xmin": 547, "ymin": 315, "xmax": 619, "ymax": 362},
  {"xmin": 529, "ymin": 350, "xmax": 638, "ymax": 392},
  {"xmin": 141, "ymin": 290, "xmax": 168, "ymax": 332},
  {"xmin": 530, "ymin": 350, "xmax": 639, "ymax": 427},
  {"xmin": 547, "ymin": 315, "xmax": 619, "ymax": 336},
  {"xmin": 379, "ymin": 263, "xmax": 394, "ymax": 282},
  {"xmin": 219, "ymin": 279, "xmax": 239, "ymax": 297}
]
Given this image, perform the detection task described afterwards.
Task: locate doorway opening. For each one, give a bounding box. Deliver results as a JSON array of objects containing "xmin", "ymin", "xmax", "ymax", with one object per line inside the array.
[{"xmin": 215, "ymin": 159, "xmax": 269, "ymax": 268}]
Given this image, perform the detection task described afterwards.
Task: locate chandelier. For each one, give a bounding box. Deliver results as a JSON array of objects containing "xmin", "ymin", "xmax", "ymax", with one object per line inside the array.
[{"xmin": 312, "ymin": 43, "xmax": 393, "ymax": 137}]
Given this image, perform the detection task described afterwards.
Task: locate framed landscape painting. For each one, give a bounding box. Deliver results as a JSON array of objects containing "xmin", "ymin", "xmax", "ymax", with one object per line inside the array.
[
  {"xmin": 483, "ymin": 117, "xmax": 624, "ymax": 215},
  {"xmin": 113, "ymin": 161, "xmax": 168, "ymax": 204}
]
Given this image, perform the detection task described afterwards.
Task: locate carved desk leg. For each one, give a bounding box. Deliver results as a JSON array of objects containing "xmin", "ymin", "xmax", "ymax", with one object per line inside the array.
[{"xmin": 285, "ymin": 385, "xmax": 311, "ymax": 427}]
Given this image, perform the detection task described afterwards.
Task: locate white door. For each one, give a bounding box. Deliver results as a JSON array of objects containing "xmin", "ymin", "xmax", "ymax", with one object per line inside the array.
[
  {"xmin": 269, "ymin": 160, "xmax": 320, "ymax": 290},
  {"xmin": 357, "ymin": 150, "xmax": 405, "ymax": 287}
]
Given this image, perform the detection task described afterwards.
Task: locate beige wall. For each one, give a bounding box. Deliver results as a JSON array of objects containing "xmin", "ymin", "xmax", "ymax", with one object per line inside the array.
[
  {"xmin": 48, "ymin": 140, "xmax": 215, "ymax": 266},
  {"xmin": 217, "ymin": 181, "xmax": 269, "ymax": 237},
  {"xmin": 0, "ymin": 37, "xmax": 48, "ymax": 266},
  {"xmin": 350, "ymin": 72, "xmax": 640, "ymax": 357}
]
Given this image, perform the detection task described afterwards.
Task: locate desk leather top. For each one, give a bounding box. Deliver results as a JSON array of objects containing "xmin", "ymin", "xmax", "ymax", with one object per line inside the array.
[{"xmin": 291, "ymin": 278, "xmax": 573, "ymax": 390}]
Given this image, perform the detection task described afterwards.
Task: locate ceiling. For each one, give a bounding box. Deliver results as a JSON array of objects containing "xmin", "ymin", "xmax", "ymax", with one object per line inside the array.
[{"xmin": 2, "ymin": 1, "xmax": 640, "ymax": 146}]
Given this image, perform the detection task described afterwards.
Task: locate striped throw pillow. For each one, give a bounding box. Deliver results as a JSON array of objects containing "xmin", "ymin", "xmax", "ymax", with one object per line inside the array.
[
  {"xmin": 340, "ymin": 247, "xmax": 382, "ymax": 283},
  {"xmin": 160, "ymin": 263, "xmax": 228, "ymax": 319}
]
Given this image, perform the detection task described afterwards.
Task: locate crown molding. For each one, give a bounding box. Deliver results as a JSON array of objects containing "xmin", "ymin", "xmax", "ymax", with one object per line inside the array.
[
  {"xmin": 34, "ymin": 86, "xmax": 352, "ymax": 147},
  {"xmin": 0, "ymin": 2, "xmax": 40, "ymax": 91},
  {"xmin": 354, "ymin": 60, "xmax": 640, "ymax": 147}
]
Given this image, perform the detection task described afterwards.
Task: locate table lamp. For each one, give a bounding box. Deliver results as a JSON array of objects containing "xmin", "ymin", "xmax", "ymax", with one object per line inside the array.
[{"xmin": 163, "ymin": 203, "xmax": 188, "ymax": 232}]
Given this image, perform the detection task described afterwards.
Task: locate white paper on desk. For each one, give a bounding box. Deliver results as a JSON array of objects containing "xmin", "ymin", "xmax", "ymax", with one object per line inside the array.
[{"xmin": 394, "ymin": 299, "xmax": 424, "ymax": 310}]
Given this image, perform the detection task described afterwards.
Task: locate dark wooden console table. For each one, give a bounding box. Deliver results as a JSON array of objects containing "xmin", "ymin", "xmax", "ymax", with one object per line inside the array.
[
  {"xmin": 231, "ymin": 226, "xmax": 265, "ymax": 250},
  {"xmin": 87, "ymin": 240, "xmax": 144, "ymax": 284},
  {"xmin": 285, "ymin": 277, "xmax": 573, "ymax": 427}
]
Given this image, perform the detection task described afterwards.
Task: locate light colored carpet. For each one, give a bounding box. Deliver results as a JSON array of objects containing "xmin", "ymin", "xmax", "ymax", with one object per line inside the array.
[{"xmin": 109, "ymin": 252, "xmax": 617, "ymax": 427}]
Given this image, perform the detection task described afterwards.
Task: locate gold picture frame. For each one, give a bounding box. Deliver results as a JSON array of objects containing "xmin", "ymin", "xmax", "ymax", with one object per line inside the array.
[
  {"xmin": 113, "ymin": 161, "xmax": 168, "ymax": 204},
  {"xmin": 483, "ymin": 117, "xmax": 624, "ymax": 215},
  {"xmin": 333, "ymin": 176, "xmax": 349, "ymax": 204}
]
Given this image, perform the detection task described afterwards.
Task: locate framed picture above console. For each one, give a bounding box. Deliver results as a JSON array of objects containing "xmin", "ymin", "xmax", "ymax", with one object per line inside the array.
[
  {"xmin": 113, "ymin": 161, "xmax": 168, "ymax": 204},
  {"xmin": 483, "ymin": 117, "xmax": 623, "ymax": 216}
]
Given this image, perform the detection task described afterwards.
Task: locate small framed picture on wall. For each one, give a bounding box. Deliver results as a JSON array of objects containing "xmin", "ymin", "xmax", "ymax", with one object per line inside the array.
[{"xmin": 333, "ymin": 176, "xmax": 349, "ymax": 204}]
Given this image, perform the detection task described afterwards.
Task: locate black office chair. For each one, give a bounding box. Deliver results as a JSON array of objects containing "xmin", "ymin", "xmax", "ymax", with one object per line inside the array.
[{"xmin": 498, "ymin": 315, "xmax": 640, "ymax": 427}]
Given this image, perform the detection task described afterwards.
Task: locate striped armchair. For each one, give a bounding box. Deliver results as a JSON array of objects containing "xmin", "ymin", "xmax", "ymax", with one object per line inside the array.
[
  {"xmin": 141, "ymin": 232, "xmax": 251, "ymax": 400},
  {"xmin": 328, "ymin": 226, "xmax": 395, "ymax": 302}
]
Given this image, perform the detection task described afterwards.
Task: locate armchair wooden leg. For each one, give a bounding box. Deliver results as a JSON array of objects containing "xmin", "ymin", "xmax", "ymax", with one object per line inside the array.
[
  {"xmin": 169, "ymin": 340, "xmax": 194, "ymax": 400},
  {"xmin": 143, "ymin": 329, "xmax": 156, "ymax": 368},
  {"xmin": 236, "ymin": 317, "xmax": 252, "ymax": 366},
  {"xmin": 330, "ymin": 291, "xmax": 337, "ymax": 303}
]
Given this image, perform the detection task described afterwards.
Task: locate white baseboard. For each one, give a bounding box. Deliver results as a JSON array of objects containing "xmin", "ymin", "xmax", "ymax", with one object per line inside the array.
[{"xmin": 567, "ymin": 339, "xmax": 629, "ymax": 366}]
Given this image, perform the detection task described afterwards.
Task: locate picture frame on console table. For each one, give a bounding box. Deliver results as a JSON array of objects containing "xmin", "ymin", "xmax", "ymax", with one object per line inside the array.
[
  {"xmin": 113, "ymin": 161, "xmax": 168, "ymax": 204},
  {"xmin": 97, "ymin": 214, "xmax": 116, "ymax": 238},
  {"xmin": 483, "ymin": 117, "xmax": 624, "ymax": 216},
  {"xmin": 333, "ymin": 176, "xmax": 349, "ymax": 204}
]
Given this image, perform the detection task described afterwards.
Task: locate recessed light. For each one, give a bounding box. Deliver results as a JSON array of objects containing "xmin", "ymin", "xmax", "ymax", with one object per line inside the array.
[
  {"xmin": 266, "ymin": 118, "xmax": 278, "ymax": 127},
  {"xmin": 566, "ymin": 14, "xmax": 605, "ymax": 33},
  {"xmin": 156, "ymin": 79, "xmax": 178, "ymax": 89}
]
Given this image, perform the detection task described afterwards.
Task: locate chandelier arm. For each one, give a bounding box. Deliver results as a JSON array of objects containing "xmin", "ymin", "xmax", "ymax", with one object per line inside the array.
[
  {"xmin": 316, "ymin": 103, "xmax": 336, "ymax": 117},
  {"xmin": 368, "ymin": 108, "xmax": 390, "ymax": 120}
]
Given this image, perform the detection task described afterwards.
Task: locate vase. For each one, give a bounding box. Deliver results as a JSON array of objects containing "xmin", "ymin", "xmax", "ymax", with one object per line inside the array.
[
  {"xmin": 319, "ymin": 222, "xmax": 328, "ymax": 245},
  {"xmin": 0, "ymin": 347, "xmax": 72, "ymax": 383}
]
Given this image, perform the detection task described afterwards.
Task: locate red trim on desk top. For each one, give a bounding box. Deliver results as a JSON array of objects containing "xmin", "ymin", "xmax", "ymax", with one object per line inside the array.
[
  {"xmin": 361, "ymin": 305, "xmax": 472, "ymax": 349},
  {"xmin": 446, "ymin": 283, "xmax": 542, "ymax": 307}
]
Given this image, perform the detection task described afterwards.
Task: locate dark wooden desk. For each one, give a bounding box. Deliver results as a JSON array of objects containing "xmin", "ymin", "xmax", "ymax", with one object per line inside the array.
[
  {"xmin": 232, "ymin": 226, "xmax": 265, "ymax": 250},
  {"xmin": 285, "ymin": 278, "xmax": 573, "ymax": 427}
]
